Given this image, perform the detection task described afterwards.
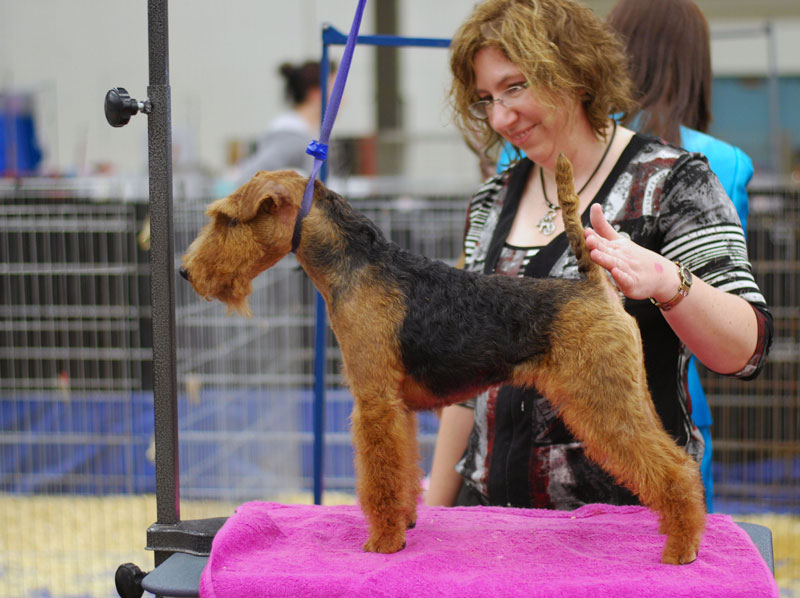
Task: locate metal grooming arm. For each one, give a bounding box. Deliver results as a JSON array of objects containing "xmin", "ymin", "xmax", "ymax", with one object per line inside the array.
[{"xmin": 105, "ymin": 1, "xmax": 223, "ymax": 596}]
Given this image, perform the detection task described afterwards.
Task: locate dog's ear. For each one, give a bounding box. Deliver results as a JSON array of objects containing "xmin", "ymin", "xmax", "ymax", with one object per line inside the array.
[{"xmin": 208, "ymin": 173, "xmax": 298, "ymax": 223}]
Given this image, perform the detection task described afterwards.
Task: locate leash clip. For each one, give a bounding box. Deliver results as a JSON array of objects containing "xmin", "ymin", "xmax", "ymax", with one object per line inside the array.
[{"xmin": 306, "ymin": 140, "xmax": 329, "ymax": 161}]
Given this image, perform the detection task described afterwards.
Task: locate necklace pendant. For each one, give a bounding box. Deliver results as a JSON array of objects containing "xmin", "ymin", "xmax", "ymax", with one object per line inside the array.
[{"xmin": 537, "ymin": 208, "xmax": 557, "ymax": 235}]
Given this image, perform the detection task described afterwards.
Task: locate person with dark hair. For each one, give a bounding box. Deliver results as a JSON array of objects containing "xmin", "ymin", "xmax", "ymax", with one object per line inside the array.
[
  {"xmin": 609, "ymin": 0, "xmax": 711, "ymax": 143},
  {"xmin": 230, "ymin": 60, "xmax": 336, "ymax": 185},
  {"xmin": 425, "ymin": 0, "xmax": 771, "ymax": 511},
  {"xmin": 607, "ymin": 0, "xmax": 755, "ymax": 513}
]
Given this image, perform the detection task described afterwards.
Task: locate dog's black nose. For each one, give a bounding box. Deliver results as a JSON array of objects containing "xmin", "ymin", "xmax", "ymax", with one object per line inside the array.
[{"xmin": 179, "ymin": 266, "xmax": 190, "ymax": 281}]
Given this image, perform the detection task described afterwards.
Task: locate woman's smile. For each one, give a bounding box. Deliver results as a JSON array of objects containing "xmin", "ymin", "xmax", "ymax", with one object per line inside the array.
[{"xmin": 508, "ymin": 124, "xmax": 535, "ymax": 146}]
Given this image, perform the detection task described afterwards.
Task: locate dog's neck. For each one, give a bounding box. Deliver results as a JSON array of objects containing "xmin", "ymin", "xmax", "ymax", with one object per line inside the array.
[
  {"xmin": 290, "ymin": 182, "xmax": 315, "ymax": 253},
  {"xmin": 294, "ymin": 188, "xmax": 389, "ymax": 306}
]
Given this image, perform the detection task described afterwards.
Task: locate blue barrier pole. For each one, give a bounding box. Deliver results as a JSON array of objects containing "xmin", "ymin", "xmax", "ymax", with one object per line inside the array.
[{"xmin": 311, "ymin": 38, "xmax": 332, "ymax": 508}]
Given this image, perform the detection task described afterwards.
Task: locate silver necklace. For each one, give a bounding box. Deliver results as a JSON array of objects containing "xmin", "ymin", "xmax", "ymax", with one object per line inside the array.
[{"xmin": 537, "ymin": 121, "xmax": 618, "ymax": 235}]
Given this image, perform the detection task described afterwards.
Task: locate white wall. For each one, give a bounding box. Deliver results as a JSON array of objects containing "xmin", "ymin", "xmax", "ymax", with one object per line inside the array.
[
  {"xmin": 711, "ymin": 20, "xmax": 800, "ymax": 75},
  {"xmin": 1, "ymin": 1, "xmax": 798, "ymax": 179},
  {"xmin": 1, "ymin": 0, "xmax": 386, "ymax": 176}
]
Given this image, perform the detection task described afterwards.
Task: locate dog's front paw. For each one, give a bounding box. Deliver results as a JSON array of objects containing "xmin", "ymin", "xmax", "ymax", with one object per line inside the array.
[
  {"xmin": 661, "ymin": 535, "xmax": 699, "ymax": 565},
  {"xmin": 363, "ymin": 531, "xmax": 407, "ymax": 553}
]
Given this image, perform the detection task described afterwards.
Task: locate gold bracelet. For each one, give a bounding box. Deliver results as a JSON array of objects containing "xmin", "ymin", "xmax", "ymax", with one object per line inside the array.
[{"xmin": 650, "ymin": 261, "xmax": 693, "ymax": 311}]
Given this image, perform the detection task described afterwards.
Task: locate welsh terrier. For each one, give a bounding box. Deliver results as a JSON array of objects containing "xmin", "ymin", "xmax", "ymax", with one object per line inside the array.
[{"xmin": 180, "ymin": 155, "xmax": 706, "ymax": 565}]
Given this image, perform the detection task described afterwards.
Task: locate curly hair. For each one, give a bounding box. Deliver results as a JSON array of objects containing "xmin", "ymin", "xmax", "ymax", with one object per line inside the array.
[{"xmin": 449, "ymin": 0, "xmax": 635, "ymax": 158}]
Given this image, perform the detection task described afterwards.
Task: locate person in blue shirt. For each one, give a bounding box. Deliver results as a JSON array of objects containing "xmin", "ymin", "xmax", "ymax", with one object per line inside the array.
[
  {"xmin": 494, "ymin": 0, "xmax": 753, "ymax": 513},
  {"xmin": 607, "ymin": 0, "xmax": 752, "ymax": 235},
  {"xmin": 608, "ymin": 0, "xmax": 755, "ymax": 515}
]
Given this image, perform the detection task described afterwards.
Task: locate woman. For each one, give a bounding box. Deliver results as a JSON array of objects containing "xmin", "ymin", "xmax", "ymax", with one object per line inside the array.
[
  {"xmin": 229, "ymin": 60, "xmax": 336, "ymax": 186},
  {"xmin": 425, "ymin": 0, "xmax": 772, "ymax": 509}
]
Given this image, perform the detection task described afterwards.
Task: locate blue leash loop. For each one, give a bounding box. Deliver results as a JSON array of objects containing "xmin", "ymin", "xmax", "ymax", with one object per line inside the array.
[{"xmin": 291, "ymin": 0, "xmax": 368, "ymax": 253}]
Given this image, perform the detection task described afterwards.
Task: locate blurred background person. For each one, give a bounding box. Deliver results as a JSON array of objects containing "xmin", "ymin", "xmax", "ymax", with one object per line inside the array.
[
  {"xmin": 228, "ymin": 59, "xmax": 337, "ymax": 188},
  {"xmin": 608, "ymin": 0, "xmax": 755, "ymax": 513},
  {"xmin": 607, "ymin": 0, "xmax": 752, "ymax": 233}
]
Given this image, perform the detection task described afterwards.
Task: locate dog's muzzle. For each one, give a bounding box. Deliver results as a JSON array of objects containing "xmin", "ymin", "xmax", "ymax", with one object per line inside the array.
[{"xmin": 179, "ymin": 266, "xmax": 190, "ymax": 282}]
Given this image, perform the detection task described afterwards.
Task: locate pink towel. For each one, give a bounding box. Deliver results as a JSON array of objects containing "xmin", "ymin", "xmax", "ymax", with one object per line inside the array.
[{"xmin": 199, "ymin": 502, "xmax": 778, "ymax": 598}]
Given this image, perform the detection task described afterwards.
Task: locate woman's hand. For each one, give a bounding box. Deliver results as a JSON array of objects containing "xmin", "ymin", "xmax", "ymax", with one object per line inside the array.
[
  {"xmin": 584, "ymin": 204, "xmax": 758, "ymax": 375},
  {"xmin": 584, "ymin": 204, "xmax": 679, "ymax": 303}
]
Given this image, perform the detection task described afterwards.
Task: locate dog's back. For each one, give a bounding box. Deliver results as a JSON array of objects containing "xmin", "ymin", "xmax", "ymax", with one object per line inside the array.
[{"xmin": 301, "ymin": 155, "xmax": 617, "ymax": 405}]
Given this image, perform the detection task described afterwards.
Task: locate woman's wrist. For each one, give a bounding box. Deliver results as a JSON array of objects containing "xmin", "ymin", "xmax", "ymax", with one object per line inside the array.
[{"xmin": 650, "ymin": 261, "xmax": 693, "ymax": 310}]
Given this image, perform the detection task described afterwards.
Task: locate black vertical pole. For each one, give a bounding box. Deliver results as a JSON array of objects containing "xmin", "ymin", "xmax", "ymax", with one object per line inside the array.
[{"xmin": 147, "ymin": 0, "xmax": 180, "ymax": 565}]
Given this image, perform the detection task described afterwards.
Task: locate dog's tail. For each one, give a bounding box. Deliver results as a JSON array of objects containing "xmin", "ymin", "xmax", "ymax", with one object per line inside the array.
[{"xmin": 556, "ymin": 153, "xmax": 606, "ymax": 286}]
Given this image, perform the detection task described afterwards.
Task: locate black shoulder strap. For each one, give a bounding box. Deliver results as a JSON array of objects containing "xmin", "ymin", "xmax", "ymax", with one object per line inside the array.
[{"xmin": 482, "ymin": 158, "xmax": 534, "ymax": 274}]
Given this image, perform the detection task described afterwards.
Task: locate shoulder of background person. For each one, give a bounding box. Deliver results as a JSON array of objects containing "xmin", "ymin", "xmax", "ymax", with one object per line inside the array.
[
  {"xmin": 679, "ymin": 127, "xmax": 753, "ymax": 194},
  {"xmin": 266, "ymin": 111, "xmax": 313, "ymax": 136},
  {"xmin": 497, "ymin": 142, "xmax": 524, "ymax": 174}
]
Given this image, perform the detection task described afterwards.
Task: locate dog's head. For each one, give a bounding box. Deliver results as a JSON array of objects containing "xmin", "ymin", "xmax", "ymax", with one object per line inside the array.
[{"xmin": 180, "ymin": 169, "xmax": 307, "ymax": 316}]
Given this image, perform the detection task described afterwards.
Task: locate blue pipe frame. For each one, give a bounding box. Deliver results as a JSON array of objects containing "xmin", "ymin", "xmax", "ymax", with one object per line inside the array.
[{"xmin": 312, "ymin": 26, "xmax": 450, "ymax": 505}]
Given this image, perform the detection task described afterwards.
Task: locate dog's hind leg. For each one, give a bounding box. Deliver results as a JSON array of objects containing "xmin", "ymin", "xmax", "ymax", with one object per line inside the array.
[
  {"xmin": 630, "ymin": 370, "xmax": 707, "ymax": 565},
  {"xmin": 552, "ymin": 153, "xmax": 705, "ymax": 563},
  {"xmin": 402, "ymin": 410, "xmax": 423, "ymax": 530},
  {"xmin": 540, "ymin": 362, "xmax": 706, "ymax": 564},
  {"xmin": 530, "ymin": 307, "xmax": 706, "ymax": 564},
  {"xmin": 586, "ymin": 407, "xmax": 706, "ymax": 565},
  {"xmin": 351, "ymin": 387, "xmax": 415, "ymax": 553}
]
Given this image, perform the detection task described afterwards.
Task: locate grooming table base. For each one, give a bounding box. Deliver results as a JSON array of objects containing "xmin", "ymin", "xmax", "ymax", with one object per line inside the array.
[{"xmin": 199, "ymin": 502, "xmax": 778, "ymax": 598}]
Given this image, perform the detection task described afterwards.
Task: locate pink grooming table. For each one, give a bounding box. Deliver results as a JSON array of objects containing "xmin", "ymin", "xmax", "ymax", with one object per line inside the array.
[{"xmin": 198, "ymin": 502, "xmax": 778, "ymax": 598}]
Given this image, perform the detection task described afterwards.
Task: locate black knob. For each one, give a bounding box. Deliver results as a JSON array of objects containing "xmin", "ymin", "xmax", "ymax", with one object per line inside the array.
[
  {"xmin": 114, "ymin": 562, "xmax": 146, "ymax": 598},
  {"xmin": 105, "ymin": 87, "xmax": 150, "ymax": 127}
]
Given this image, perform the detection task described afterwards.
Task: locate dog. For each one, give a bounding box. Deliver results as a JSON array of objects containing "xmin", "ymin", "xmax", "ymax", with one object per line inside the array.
[{"xmin": 180, "ymin": 155, "xmax": 706, "ymax": 565}]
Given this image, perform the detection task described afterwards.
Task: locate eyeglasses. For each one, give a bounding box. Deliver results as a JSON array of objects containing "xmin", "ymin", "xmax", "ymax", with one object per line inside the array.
[{"xmin": 468, "ymin": 82, "xmax": 530, "ymax": 120}]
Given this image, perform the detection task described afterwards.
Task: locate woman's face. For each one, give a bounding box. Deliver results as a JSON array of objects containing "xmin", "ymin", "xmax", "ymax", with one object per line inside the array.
[{"xmin": 473, "ymin": 46, "xmax": 578, "ymax": 166}]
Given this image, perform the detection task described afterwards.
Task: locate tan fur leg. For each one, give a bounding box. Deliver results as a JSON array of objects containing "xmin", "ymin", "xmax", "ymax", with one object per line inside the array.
[
  {"xmin": 631, "ymin": 372, "xmax": 707, "ymax": 565},
  {"xmin": 531, "ymin": 307, "xmax": 706, "ymax": 565},
  {"xmin": 545, "ymin": 370, "xmax": 705, "ymax": 564},
  {"xmin": 588, "ymin": 416, "xmax": 704, "ymax": 564},
  {"xmin": 351, "ymin": 392, "xmax": 412, "ymax": 553},
  {"xmin": 402, "ymin": 411, "xmax": 422, "ymax": 530}
]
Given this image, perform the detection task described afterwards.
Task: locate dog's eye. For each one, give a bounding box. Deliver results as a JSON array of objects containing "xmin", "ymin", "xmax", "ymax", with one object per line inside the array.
[{"xmin": 229, "ymin": 218, "xmax": 239, "ymax": 227}]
